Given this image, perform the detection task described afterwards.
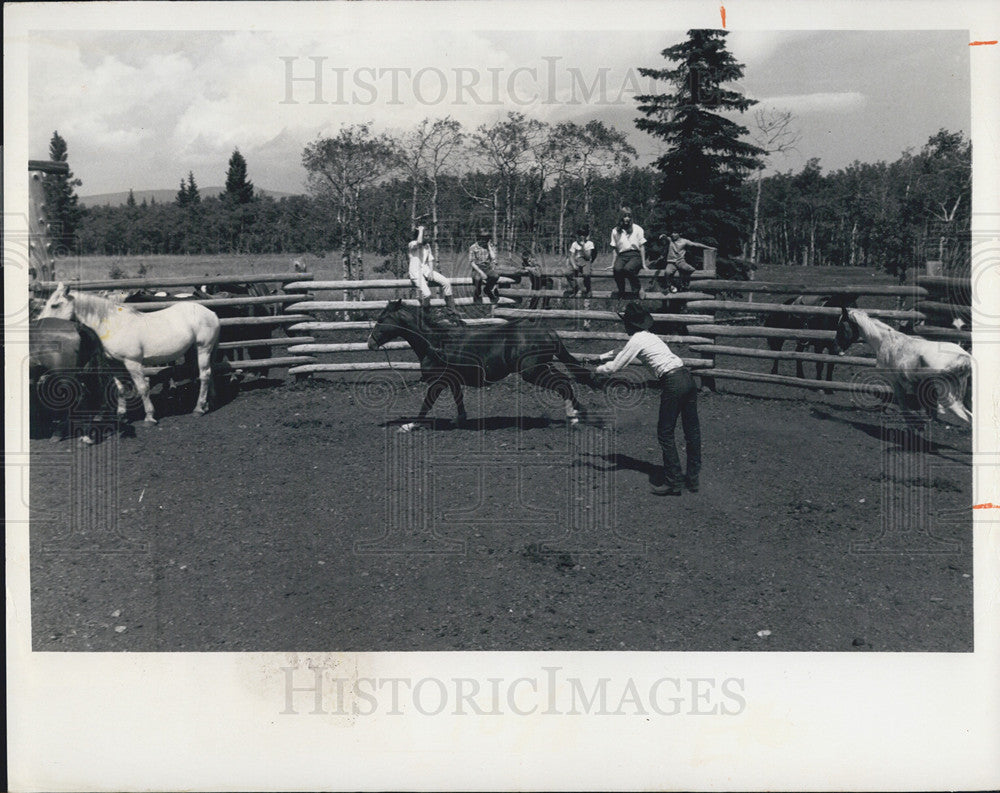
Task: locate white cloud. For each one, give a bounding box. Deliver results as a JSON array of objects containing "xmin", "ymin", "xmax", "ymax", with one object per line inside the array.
[{"xmin": 754, "ymin": 92, "xmax": 867, "ymax": 114}]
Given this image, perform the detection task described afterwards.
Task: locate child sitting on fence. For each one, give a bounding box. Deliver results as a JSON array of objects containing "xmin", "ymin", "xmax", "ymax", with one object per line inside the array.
[{"xmin": 408, "ymin": 225, "xmax": 463, "ymax": 325}]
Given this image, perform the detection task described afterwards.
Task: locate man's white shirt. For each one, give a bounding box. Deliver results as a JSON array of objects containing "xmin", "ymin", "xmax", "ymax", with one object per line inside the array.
[{"xmin": 596, "ymin": 330, "xmax": 684, "ymax": 378}]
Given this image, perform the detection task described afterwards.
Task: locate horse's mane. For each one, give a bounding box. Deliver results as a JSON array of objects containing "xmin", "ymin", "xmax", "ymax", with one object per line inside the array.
[
  {"xmin": 70, "ymin": 290, "xmax": 140, "ymax": 322},
  {"xmin": 849, "ymin": 308, "xmax": 898, "ymax": 338}
]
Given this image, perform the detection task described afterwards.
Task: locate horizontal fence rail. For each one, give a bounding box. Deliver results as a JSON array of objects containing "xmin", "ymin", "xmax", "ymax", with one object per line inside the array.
[
  {"xmin": 283, "ymin": 276, "xmax": 515, "ymax": 291},
  {"xmin": 689, "ymin": 281, "xmax": 930, "ymax": 298},
  {"xmin": 906, "ymin": 325, "xmax": 972, "ymax": 342},
  {"xmin": 143, "ymin": 356, "xmax": 317, "ymax": 377},
  {"xmin": 289, "ymin": 341, "xmax": 410, "ymax": 353},
  {"xmin": 918, "ymin": 300, "xmax": 971, "ymax": 318},
  {"xmin": 287, "ymin": 318, "xmax": 507, "ymax": 332},
  {"xmin": 219, "ymin": 314, "xmax": 313, "ymax": 326},
  {"xmin": 287, "ymin": 296, "xmax": 516, "ymax": 312},
  {"xmin": 216, "ymin": 336, "xmax": 315, "ymax": 351},
  {"xmin": 701, "ymin": 368, "xmax": 894, "ymax": 394},
  {"xmin": 554, "ymin": 330, "xmax": 712, "ymax": 344},
  {"xmin": 691, "ymin": 344, "xmax": 877, "ymax": 367},
  {"xmin": 128, "ymin": 295, "xmax": 302, "ymax": 310},
  {"xmin": 917, "ymin": 275, "xmax": 971, "ymax": 291},
  {"xmin": 687, "ymin": 324, "xmax": 838, "ymax": 341},
  {"xmin": 35, "ymin": 272, "xmax": 313, "ymax": 292},
  {"xmin": 499, "ymin": 288, "xmax": 714, "ymax": 301},
  {"xmin": 494, "ymin": 308, "xmax": 715, "ymax": 323},
  {"xmin": 686, "ymin": 300, "xmax": 925, "ymax": 321}
]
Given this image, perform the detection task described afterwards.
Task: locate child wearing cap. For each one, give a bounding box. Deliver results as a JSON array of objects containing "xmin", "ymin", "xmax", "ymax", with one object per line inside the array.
[
  {"xmin": 469, "ymin": 228, "xmax": 500, "ymax": 303},
  {"xmin": 595, "ymin": 302, "xmax": 702, "ymax": 496}
]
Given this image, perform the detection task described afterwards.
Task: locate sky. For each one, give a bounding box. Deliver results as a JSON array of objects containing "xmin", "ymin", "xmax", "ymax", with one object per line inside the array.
[{"xmin": 27, "ymin": 28, "xmax": 971, "ymax": 197}]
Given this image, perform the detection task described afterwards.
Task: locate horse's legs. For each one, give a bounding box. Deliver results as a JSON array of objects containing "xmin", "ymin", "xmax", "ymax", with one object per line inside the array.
[
  {"xmin": 817, "ymin": 342, "xmax": 834, "ymax": 392},
  {"xmin": 942, "ymin": 399, "xmax": 973, "ymax": 425},
  {"xmin": 193, "ymin": 344, "xmax": 214, "ymax": 415},
  {"xmin": 937, "ymin": 375, "xmax": 973, "ymax": 426},
  {"xmin": 767, "ymin": 338, "xmax": 783, "ymax": 375},
  {"xmin": 112, "ymin": 377, "xmax": 128, "ymax": 418},
  {"xmin": 399, "ymin": 379, "xmax": 448, "ymax": 432},
  {"xmin": 794, "ymin": 341, "xmax": 808, "ymax": 379},
  {"xmin": 522, "ymin": 364, "xmax": 580, "ymax": 424},
  {"xmin": 448, "ymin": 379, "xmax": 468, "ymax": 425},
  {"xmin": 123, "ymin": 359, "xmax": 156, "ymax": 424}
]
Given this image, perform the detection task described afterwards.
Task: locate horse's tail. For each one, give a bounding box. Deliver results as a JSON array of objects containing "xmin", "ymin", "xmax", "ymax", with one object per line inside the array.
[{"xmin": 552, "ymin": 334, "xmax": 598, "ymax": 389}]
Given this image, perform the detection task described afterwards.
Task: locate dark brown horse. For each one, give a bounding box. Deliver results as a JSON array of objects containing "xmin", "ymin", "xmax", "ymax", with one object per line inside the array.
[
  {"xmin": 764, "ymin": 294, "xmax": 860, "ymax": 383},
  {"xmin": 29, "ymin": 317, "xmax": 122, "ymax": 442},
  {"xmin": 200, "ymin": 281, "xmax": 282, "ymax": 374},
  {"xmin": 367, "ymin": 300, "xmax": 595, "ymax": 430}
]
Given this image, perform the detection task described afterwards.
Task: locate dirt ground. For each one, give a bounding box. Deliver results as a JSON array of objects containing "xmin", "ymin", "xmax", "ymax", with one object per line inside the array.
[{"xmin": 29, "ymin": 360, "xmax": 973, "ymax": 652}]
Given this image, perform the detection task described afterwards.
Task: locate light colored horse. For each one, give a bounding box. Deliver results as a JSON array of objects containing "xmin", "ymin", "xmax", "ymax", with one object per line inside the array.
[
  {"xmin": 843, "ymin": 308, "xmax": 972, "ymax": 425},
  {"xmin": 38, "ymin": 283, "xmax": 221, "ymax": 423}
]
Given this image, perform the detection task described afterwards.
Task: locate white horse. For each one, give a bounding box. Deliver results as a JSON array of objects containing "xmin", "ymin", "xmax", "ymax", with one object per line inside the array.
[
  {"xmin": 38, "ymin": 283, "xmax": 221, "ymax": 423},
  {"xmin": 842, "ymin": 307, "xmax": 972, "ymax": 425}
]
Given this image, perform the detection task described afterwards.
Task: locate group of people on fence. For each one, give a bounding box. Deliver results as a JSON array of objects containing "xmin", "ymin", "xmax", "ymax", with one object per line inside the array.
[{"xmin": 406, "ymin": 208, "xmax": 714, "ymax": 322}]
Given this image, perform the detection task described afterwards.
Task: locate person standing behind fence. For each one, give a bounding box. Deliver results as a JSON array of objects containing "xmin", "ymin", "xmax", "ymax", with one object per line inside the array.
[
  {"xmin": 564, "ymin": 226, "xmax": 596, "ymax": 298},
  {"xmin": 517, "ymin": 249, "xmax": 547, "ymax": 309},
  {"xmin": 594, "ymin": 302, "xmax": 701, "ymax": 496},
  {"xmin": 408, "ymin": 225, "xmax": 463, "ymax": 324},
  {"xmin": 609, "ymin": 208, "xmax": 646, "ymax": 299},
  {"xmin": 469, "ymin": 228, "xmax": 500, "ymax": 303}
]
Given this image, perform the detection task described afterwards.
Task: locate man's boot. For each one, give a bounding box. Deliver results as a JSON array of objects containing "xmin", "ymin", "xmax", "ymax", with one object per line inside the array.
[
  {"xmin": 443, "ymin": 293, "xmax": 465, "ymax": 326},
  {"xmin": 419, "ymin": 296, "xmax": 434, "ymax": 325}
]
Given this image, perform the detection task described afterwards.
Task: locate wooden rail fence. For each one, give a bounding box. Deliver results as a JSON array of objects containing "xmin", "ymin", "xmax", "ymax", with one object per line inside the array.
[{"xmin": 28, "ymin": 266, "xmax": 972, "ymax": 402}]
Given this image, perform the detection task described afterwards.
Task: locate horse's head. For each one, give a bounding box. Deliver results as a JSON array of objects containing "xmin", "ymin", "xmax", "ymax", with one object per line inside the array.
[
  {"xmin": 37, "ymin": 283, "xmax": 75, "ymax": 320},
  {"xmin": 836, "ymin": 307, "xmax": 861, "ymax": 353},
  {"xmin": 367, "ymin": 299, "xmax": 410, "ymax": 349}
]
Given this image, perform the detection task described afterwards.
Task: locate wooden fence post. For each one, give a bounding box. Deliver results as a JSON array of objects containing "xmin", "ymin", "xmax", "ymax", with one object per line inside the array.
[{"xmin": 28, "ymin": 160, "xmax": 68, "ymax": 283}]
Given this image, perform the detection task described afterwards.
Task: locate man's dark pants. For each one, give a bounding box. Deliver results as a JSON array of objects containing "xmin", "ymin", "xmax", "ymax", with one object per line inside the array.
[{"xmin": 657, "ymin": 367, "xmax": 701, "ymax": 488}]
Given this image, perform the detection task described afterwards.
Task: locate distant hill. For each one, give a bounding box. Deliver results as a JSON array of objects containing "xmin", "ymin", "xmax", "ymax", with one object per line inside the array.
[{"xmin": 78, "ymin": 186, "xmax": 300, "ymax": 208}]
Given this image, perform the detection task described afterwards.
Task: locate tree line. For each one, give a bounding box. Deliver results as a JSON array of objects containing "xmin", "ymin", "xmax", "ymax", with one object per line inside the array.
[{"xmin": 46, "ymin": 30, "xmax": 970, "ymax": 280}]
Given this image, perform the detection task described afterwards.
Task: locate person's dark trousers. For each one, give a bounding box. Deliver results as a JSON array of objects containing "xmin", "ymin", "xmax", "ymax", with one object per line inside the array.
[
  {"xmin": 657, "ymin": 367, "xmax": 701, "ymax": 489},
  {"xmin": 485, "ymin": 273, "xmax": 501, "ymax": 301},
  {"xmin": 614, "ymin": 249, "xmax": 642, "ymax": 297},
  {"xmin": 564, "ymin": 268, "xmax": 579, "ymax": 296}
]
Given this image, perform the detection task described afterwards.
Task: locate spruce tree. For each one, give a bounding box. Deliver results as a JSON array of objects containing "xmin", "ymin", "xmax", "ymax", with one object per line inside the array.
[
  {"xmin": 636, "ymin": 30, "xmax": 763, "ymax": 255},
  {"xmin": 42, "ymin": 131, "xmax": 83, "ymax": 250},
  {"xmin": 176, "ymin": 178, "xmax": 189, "ymax": 207},
  {"xmin": 223, "ymin": 148, "xmax": 255, "ymax": 204},
  {"xmin": 186, "ymin": 171, "xmax": 201, "ymax": 205}
]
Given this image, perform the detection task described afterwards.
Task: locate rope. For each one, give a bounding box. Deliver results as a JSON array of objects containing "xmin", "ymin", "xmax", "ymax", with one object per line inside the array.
[{"xmin": 364, "ymin": 312, "xmax": 412, "ymax": 395}]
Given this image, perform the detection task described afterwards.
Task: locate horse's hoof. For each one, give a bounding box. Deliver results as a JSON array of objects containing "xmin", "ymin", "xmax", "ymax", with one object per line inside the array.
[
  {"xmin": 192, "ymin": 408, "xmax": 207, "ymax": 416},
  {"xmin": 142, "ymin": 418, "xmax": 157, "ymax": 426},
  {"xmin": 398, "ymin": 422, "xmax": 418, "ymax": 433}
]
